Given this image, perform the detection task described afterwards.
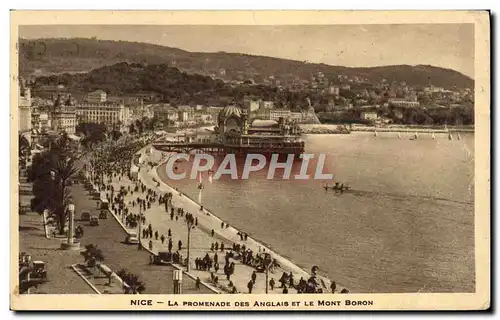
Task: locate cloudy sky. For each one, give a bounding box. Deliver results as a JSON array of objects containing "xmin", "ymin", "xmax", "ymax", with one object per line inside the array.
[{"xmin": 19, "ymin": 24, "xmax": 474, "ymax": 79}]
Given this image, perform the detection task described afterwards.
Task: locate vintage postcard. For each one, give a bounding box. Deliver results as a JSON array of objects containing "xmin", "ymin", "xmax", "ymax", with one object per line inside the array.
[{"xmin": 10, "ymin": 10, "xmax": 490, "ymax": 311}]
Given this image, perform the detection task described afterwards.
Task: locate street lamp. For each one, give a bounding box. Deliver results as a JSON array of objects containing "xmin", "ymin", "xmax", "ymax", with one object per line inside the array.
[
  {"xmin": 186, "ymin": 214, "xmax": 195, "ymax": 272},
  {"xmin": 263, "ymin": 253, "xmax": 272, "ymax": 294}
]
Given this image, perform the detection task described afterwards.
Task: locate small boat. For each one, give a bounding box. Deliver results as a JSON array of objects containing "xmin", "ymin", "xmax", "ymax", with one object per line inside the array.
[
  {"xmin": 374, "ymin": 130, "xmax": 378, "ymax": 137},
  {"xmin": 457, "ymin": 133, "xmax": 461, "ymax": 140},
  {"xmin": 448, "ymin": 132, "xmax": 453, "ymax": 140},
  {"xmin": 398, "ymin": 132, "xmax": 401, "ymax": 139},
  {"xmin": 414, "ymin": 132, "xmax": 419, "ymax": 139},
  {"xmin": 432, "ymin": 132, "xmax": 436, "ymax": 140}
]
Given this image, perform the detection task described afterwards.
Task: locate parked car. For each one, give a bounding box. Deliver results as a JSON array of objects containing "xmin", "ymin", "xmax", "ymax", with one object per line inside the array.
[
  {"xmin": 90, "ymin": 216, "xmax": 99, "ymax": 226},
  {"xmin": 31, "ymin": 261, "xmax": 47, "ymax": 280},
  {"xmin": 154, "ymin": 251, "xmax": 174, "ymax": 265},
  {"xmin": 99, "ymin": 210, "xmax": 108, "ymax": 219},
  {"xmin": 81, "ymin": 211, "xmax": 91, "ymax": 221},
  {"xmin": 125, "ymin": 232, "xmax": 139, "ymax": 245}
]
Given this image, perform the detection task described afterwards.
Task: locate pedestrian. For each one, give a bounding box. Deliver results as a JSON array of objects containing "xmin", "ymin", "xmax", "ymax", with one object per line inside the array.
[
  {"xmin": 289, "ymin": 272, "xmax": 294, "ymax": 288},
  {"xmin": 175, "ymin": 216, "xmax": 178, "ymax": 221},
  {"xmin": 247, "ymin": 280, "xmax": 254, "ymax": 294},
  {"xmin": 211, "ymin": 229, "xmax": 215, "ymax": 237},
  {"xmin": 149, "ymin": 240, "xmax": 153, "ymax": 251},
  {"xmin": 269, "ymin": 278, "xmax": 275, "ymax": 291},
  {"xmin": 221, "ymin": 222, "xmax": 224, "ymax": 228},
  {"xmin": 155, "ymin": 231, "xmax": 159, "ymax": 240},
  {"xmin": 168, "ymin": 239, "xmax": 173, "ymax": 252},
  {"xmin": 214, "ymin": 242, "xmax": 219, "ymax": 251},
  {"xmin": 283, "ymin": 285, "xmax": 288, "ymax": 294},
  {"xmin": 178, "ymin": 240, "xmax": 183, "ymax": 251},
  {"xmin": 330, "ymin": 281, "xmax": 336, "ymax": 293},
  {"xmin": 195, "ymin": 217, "xmax": 198, "ymax": 226},
  {"xmin": 210, "ymin": 243, "xmax": 214, "ymax": 251},
  {"xmin": 161, "ymin": 234, "xmax": 165, "ymax": 244},
  {"xmin": 214, "ymin": 262, "xmax": 219, "ymax": 273},
  {"xmin": 168, "ymin": 228, "xmax": 172, "ymax": 237},
  {"xmin": 195, "ymin": 277, "xmax": 201, "ymax": 290},
  {"xmin": 220, "ymin": 242, "xmax": 224, "ymax": 252},
  {"xmin": 251, "ymin": 271, "xmax": 257, "ymax": 284}
]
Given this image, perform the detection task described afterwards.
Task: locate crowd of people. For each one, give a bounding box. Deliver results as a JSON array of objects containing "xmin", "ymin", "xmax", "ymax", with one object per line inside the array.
[{"xmin": 85, "ymin": 135, "xmax": 343, "ymax": 295}]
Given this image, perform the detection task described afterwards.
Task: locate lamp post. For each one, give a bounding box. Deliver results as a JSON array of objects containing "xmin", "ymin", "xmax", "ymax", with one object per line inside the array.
[
  {"xmin": 186, "ymin": 215, "xmax": 195, "ymax": 272},
  {"xmin": 264, "ymin": 253, "xmax": 272, "ymax": 294}
]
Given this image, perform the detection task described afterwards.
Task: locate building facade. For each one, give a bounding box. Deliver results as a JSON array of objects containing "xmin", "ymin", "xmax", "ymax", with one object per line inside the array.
[
  {"xmin": 76, "ymin": 103, "xmax": 131, "ymax": 129},
  {"xmin": 51, "ymin": 95, "xmax": 77, "ymax": 134},
  {"xmin": 19, "ymin": 82, "xmax": 32, "ymax": 133},
  {"xmin": 86, "ymin": 90, "xmax": 107, "ymax": 104},
  {"xmin": 388, "ymin": 98, "xmax": 420, "ymax": 108}
]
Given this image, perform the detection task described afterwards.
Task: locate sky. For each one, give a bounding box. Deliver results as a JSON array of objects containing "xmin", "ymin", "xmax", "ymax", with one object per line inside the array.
[{"xmin": 19, "ymin": 24, "xmax": 475, "ymax": 79}]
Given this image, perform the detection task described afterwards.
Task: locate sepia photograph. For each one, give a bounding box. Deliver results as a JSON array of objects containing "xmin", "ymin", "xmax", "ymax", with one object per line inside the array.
[{"xmin": 10, "ymin": 10, "xmax": 490, "ymax": 311}]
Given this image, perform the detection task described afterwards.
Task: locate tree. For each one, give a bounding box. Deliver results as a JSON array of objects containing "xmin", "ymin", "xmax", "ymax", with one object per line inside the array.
[
  {"xmin": 30, "ymin": 136, "xmax": 79, "ymax": 234},
  {"xmin": 81, "ymin": 244, "xmax": 105, "ymax": 271},
  {"xmin": 116, "ymin": 269, "xmax": 145, "ymax": 294}
]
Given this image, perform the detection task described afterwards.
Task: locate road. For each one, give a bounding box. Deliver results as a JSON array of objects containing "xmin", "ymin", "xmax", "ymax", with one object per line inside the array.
[{"xmin": 70, "ymin": 181, "xmax": 212, "ymax": 294}]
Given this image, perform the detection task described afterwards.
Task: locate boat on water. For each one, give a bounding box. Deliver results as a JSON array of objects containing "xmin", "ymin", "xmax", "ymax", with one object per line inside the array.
[
  {"xmin": 398, "ymin": 132, "xmax": 402, "ymax": 139},
  {"xmin": 374, "ymin": 130, "xmax": 378, "ymax": 137},
  {"xmin": 448, "ymin": 132, "xmax": 454, "ymax": 140},
  {"xmin": 414, "ymin": 132, "xmax": 419, "ymax": 139},
  {"xmin": 323, "ymin": 182, "xmax": 351, "ymax": 192},
  {"xmin": 457, "ymin": 133, "xmax": 461, "ymax": 140},
  {"xmin": 432, "ymin": 132, "xmax": 436, "ymax": 140}
]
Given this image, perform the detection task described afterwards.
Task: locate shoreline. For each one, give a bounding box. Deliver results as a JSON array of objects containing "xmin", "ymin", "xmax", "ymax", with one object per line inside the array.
[{"xmin": 138, "ymin": 145, "xmax": 345, "ymax": 293}]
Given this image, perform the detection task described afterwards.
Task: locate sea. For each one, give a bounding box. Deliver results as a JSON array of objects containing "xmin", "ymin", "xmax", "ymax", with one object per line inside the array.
[{"xmin": 157, "ymin": 132, "xmax": 475, "ymax": 293}]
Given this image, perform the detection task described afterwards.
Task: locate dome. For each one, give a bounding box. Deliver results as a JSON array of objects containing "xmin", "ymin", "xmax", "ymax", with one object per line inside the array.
[{"xmin": 218, "ymin": 105, "xmax": 242, "ymax": 124}]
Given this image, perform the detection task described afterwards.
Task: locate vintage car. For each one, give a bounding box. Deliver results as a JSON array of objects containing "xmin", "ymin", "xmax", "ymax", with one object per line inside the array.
[
  {"xmin": 154, "ymin": 251, "xmax": 174, "ymax": 265},
  {"xmin": 99, "ymin": 199, "xmax": 109, "ymax": 210},
  {"xmin": 125, "ymin": 232, "xmax": 140, "ymax": 245},
  {"xmin": 80, "ymin": 211, "xmax": 91, "ymax": 221},
  {"xmin": 31, "ymin": 261, "xmax": 47, "ymax": 280},
  {"xmin": 99, "ymin": 210, "xmax": 108, "ymax": 219},
  {"xmin": 90, "ymin": 216, "xmax": 99, "ymax": 226}
]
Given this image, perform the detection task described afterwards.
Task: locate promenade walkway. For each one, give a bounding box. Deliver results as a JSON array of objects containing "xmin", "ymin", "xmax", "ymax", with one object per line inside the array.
[
  {"xmin": 72, "ymin": 174, "xmax": 212, "ymax": 294},
  {"xmin": 104, "ymin": 148, "xmax": 338, "ymax": 294}
]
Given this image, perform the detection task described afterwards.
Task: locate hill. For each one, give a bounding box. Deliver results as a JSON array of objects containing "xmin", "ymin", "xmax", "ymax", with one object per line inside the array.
[
  {"xmin": 31, "ymin": 62, "xmax": 286, "ymax": 107},
  {"xmin": 19, "ymin": 38, "xmax": 473, "ymax": 89}
]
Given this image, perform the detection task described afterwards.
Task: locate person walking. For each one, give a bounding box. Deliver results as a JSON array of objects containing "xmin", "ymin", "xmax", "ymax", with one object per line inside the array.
[
  {"xmin": 251, "ymin": 271, "xmax": 257, "ymax": 284},
  {"xmin": 330, "ymin": 281, "xmax": 337, "ymax": 293},
  {"xmin": 269, "ymin": 278, "xmax": 275, "ymax": 291},
  {"xmin": 178, "ymin": 240, "xmax": 183, "ymax": 251},
  {"xmin": 154, "ymin": 231, "xmax": 159, "ymax": 240},
  {"xmin": 160, "ymin": 234, "xmax": 165, "ymax": 244},
  {"xmin": 247, "ymin": 280, "xmax": 254, "ymax": 294},
  {"xmin": 211, "ymin": 229, "xmax": 215, "ymax": 237}
]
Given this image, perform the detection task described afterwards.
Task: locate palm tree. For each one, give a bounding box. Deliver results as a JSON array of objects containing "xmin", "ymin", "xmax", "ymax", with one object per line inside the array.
[
  {"xmin": 116, "ymin": 269, "xmax": 145, "ymax": 294},
  {"xmin": 31, "ymin": 137, "xmax": 79, "ymax": 235}
]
